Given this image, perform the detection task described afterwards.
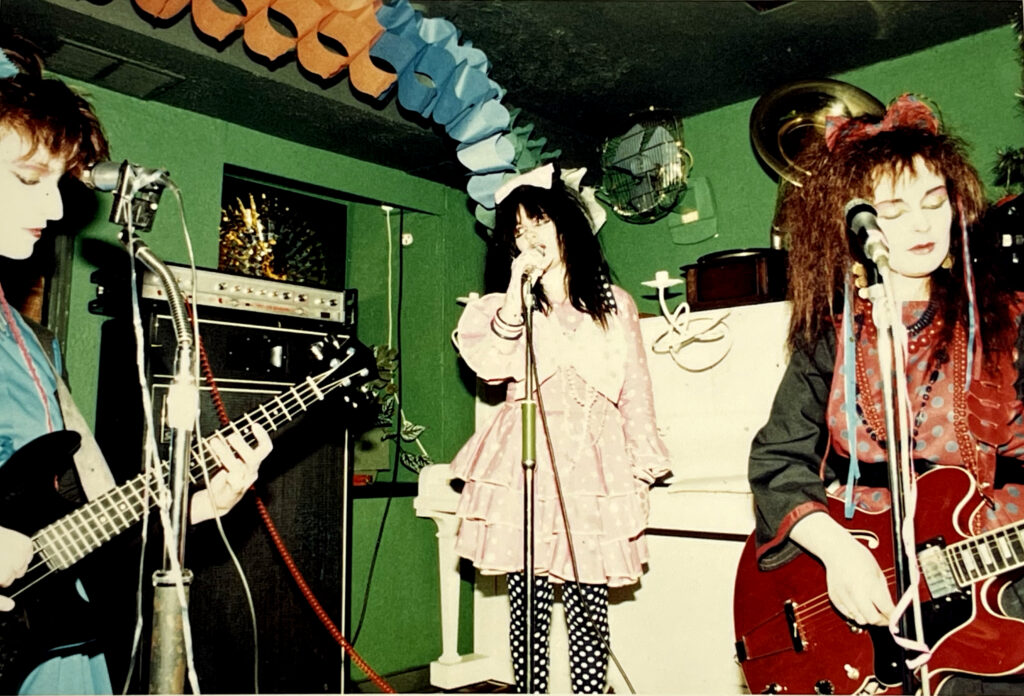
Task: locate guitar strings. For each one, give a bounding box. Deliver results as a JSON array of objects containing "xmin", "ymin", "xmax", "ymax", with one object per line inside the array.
[
  {"xmin": 18, "ymin": 360, "xmax": 366, "ymax": 596},
  {"xmin": 794, "ymin": 567, "xmax": 898, "ymax": 629}
]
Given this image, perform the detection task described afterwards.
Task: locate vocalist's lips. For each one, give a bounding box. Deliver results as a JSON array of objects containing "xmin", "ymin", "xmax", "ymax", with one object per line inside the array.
[
  {"xmin": 27, "ymin": 228, "xmax": 42, "ymax": 239},
  {"xmin": 909, "ymin": 242, "xmax": 934, "ymax": 254}
]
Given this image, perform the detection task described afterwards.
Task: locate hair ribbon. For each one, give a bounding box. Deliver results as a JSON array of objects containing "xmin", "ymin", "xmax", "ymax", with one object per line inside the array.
[
  {"xmin": 494, "ymin": 163, "xmax": 608, "ymax": 233},
  {"xmin": 825, "ymin": 93, "xmax": 940, "ymax": 151}
]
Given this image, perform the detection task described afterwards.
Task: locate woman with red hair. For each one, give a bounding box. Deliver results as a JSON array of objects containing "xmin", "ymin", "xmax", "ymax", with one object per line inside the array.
[{"xmin": 749, "ymin": 93, "xmax": 1024, "ymax": 693}]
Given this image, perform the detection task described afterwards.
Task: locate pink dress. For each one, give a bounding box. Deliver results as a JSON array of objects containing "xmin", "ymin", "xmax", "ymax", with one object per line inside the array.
[{"xmin": 450, "ymin": 286, "xmax": 671, "ymax": 587}]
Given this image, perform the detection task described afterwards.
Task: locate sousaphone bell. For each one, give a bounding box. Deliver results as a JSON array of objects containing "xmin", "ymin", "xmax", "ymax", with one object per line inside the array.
[{"xmin": 750, "ymin": 78, "xmax": 886, "ymax": 187}]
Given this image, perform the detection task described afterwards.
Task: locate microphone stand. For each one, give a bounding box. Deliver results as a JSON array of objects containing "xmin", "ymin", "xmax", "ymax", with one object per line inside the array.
[
  {"xmin": 865, "ymin": 261, "xmax": 928, "ymax": 695},
  {"xmin": 114, "ymin": 233, "xmax": 197, "ymax": 693},
  {"xmin": 520, "ymin": 274, "xmax": 538, "ymax": 694}
]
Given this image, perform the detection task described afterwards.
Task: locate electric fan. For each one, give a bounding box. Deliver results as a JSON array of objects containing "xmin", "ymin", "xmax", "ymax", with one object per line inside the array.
[{"xmin": 598, "ymin": 108, "xmax": 692, "ymax": 223}]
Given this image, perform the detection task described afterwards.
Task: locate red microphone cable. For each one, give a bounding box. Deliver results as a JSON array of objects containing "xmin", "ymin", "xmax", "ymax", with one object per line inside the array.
[{"xmin": 192, "ymin": 310, "xmax": 395, "ymax": 693}]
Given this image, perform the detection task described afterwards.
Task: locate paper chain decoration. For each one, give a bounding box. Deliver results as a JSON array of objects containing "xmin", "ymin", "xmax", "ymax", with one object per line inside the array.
[{"xmin": 131, "ymin": 0, "xmax": 559, "ymax": 228}]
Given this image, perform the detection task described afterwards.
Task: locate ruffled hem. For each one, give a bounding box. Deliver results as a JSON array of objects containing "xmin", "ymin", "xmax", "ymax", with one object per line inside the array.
[
  {"xmin": 456, "ymin": 479, "xmax": 649, "ymax": 539},
  {"xmin": 454, "ymin": 517, "xmax": 649, "ymax": 588}
]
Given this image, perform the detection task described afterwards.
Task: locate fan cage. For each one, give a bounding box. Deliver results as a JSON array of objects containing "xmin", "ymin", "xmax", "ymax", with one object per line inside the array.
[{"xmin": 599, "ymin": 109, "xmax": 690, "ymax": 223}]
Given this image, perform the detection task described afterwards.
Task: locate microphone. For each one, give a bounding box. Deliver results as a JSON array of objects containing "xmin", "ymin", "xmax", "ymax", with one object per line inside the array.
[
  {"xmin": 82, "ymin": 160, "xmax": 168, "ymax": 192},
  {"xmin": 844, "ymin": 198, "xmax": 889, "ymax": 267},
  {"xmin": 522, "ymin": 265, "xmax": 544, "ymax": 286}
]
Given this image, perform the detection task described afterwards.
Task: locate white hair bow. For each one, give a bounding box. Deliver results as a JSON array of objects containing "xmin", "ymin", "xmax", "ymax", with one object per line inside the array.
[{"xmin": 493, "ymin": 163, "xmax": 608, "ymax": 233}]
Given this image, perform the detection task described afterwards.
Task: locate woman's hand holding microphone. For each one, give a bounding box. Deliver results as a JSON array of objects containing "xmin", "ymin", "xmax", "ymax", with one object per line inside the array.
[{"xmin": 501, "ymin": 245, "xmax": 546, "ymax": 323}]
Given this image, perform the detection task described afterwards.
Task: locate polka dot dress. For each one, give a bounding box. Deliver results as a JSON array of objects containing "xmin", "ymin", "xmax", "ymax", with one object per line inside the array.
[{"xmin": 507, "ymin": 573, "xmax": 609, "ymax": 694}]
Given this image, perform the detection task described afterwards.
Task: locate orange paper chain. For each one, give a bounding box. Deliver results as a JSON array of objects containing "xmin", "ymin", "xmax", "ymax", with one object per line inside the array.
[{"xmin": 133, "ymin": 0, "xmax": 393, "ymax": 96}]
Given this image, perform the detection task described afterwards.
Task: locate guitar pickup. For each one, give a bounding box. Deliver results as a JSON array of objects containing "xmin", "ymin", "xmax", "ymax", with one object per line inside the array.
[{"xmin": 919, "ymin": 537, "xmax": 960, "ymax": 599}]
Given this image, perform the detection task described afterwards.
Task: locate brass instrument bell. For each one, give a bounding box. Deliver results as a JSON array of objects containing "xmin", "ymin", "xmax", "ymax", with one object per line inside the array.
[{"xmin": 750, "ymin": 78, "xmax": 886, "ymax": 187}]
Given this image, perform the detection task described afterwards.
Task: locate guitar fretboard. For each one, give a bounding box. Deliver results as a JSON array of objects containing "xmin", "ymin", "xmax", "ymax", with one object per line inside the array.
[
  {"xmin": 31, "ymin": 363, "xmax": 355, "ymax": 572},
  {"xmin": 944, "ymin": 520, "xmax": 1024, "ymax": 588}
]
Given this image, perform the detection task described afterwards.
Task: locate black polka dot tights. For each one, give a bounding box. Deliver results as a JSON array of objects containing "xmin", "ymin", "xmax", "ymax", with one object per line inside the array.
[{"xmin": 507, "ymin": 572, "xmax": 609, "ymax": 694}]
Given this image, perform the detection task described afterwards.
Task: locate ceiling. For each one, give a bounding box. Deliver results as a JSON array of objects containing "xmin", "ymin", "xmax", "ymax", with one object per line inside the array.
[{"xmin": 1, "ymin": 0, "xmax": 1019, "ymax": 189}]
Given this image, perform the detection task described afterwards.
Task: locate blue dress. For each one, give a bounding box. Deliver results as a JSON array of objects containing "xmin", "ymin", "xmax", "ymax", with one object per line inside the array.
[{"xmin": 0, "ymin": 307, "xmax": 112, "ymax": 695}]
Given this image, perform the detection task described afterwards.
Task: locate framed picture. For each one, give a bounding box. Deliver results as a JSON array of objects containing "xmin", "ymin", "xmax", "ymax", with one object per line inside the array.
[{"xmin": 218, "ymin": 166, "xmax": 347, "ymax": 290}]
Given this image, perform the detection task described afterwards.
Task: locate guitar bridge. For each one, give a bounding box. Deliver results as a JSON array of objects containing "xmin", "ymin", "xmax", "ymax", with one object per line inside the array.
[
  {"xmin": 784, "ymin": 600, "xmax": 804, "ymax": 653},
  {"xmin": 735, "ymin": 599, "xmax": 805, "ymax": 665}
]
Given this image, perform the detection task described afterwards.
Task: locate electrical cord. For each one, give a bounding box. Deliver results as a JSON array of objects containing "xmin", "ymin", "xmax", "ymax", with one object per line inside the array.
[
  {"xmin": 524, "ymin": 299, "xmax": 637, "ymax": 694},
  {"xmin": 194, "ymin": 326, "xmax": 395, "ymax": 693},
  {"xmin": 351, "ymin": 206, "xmax": 403, "ymax": 654}
]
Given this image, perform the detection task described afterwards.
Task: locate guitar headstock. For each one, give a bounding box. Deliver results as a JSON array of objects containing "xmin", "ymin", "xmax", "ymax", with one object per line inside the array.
[{"xmin": 307, "ymin": 334, "xmax": 378, "ymax": 420}]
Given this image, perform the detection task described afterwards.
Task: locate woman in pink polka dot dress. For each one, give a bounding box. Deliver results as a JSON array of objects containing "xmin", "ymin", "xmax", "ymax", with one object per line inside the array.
[{"xmin": 450, "ymin": 164, "xmax": 670, "ymax": 693}]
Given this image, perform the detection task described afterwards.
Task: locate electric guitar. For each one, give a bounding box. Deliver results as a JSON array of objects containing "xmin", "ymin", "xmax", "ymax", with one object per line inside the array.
[
  {"xmin": 734, "ymin": 465, "xmax": 1024, "ymax": 695},
  {"xmin": 0, "ymin": 334, "xmax": 375, "ymax": 691}
]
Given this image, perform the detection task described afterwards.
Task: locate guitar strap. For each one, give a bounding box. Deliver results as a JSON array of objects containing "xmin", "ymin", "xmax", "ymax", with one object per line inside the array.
[
  {"xmin": 26, "ymin": 319, "xmax": 116, "ymax": 500},
  {"xmin": 53, "ymin": 376, "xmax": 116, "ymax": 500}
]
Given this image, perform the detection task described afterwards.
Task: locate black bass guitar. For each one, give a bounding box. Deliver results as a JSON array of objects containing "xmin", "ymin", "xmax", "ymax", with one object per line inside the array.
[{"xmin": 0, "ymin": 334, "xmax": 373, "ymax": 690}]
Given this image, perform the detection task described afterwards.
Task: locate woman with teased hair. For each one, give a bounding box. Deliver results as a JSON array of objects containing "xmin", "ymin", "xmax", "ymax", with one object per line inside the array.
[
  {"xmin": 748, "ymin": 94, "xmax": 1024, "ymax": 693},
  {"xmin": 450, "ymin": 163, "xmax": 670, "ymax": 693}
]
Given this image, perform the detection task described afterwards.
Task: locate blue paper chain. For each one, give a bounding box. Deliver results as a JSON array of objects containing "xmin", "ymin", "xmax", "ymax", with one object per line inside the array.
[{"xmin": 372, "ymin": 0, "xmax": 560, "ymax": 229}]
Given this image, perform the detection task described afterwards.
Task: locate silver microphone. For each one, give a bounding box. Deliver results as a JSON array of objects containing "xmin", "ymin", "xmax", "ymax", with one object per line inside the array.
[
  {"xmin": 521, "ymin": 244, "xmax": 545, "ymax": 286},
  {"xmin": 82, "ymin": 160, "xmax": 169, "ymax": 192},
  {"xmin": 81, "ymin": 161, "xmax": 123, "ymax": 191},
  {"xmin": 522, "ymin": 265, "xmax": 544, "ymax": 286}
]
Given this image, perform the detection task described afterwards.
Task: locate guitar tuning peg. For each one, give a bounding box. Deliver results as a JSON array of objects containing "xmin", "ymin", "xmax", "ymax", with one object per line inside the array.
[
  {"xmin": 359, "ymin": 368, "xmax": 369, "ymax": 377},
  {"xmin": 345, "ymin": 346, "xmax": 355, "ymax": 357},
  {"xmin": 329, "ymin": 358, "xmax": 341, "ymax": 368},
  {"xmin": 310, "ymin": 344, "xmax": 324, "ymax": 361}
]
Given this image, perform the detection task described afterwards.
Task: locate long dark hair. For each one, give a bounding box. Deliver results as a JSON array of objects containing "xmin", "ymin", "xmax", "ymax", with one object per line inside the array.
[
  {"xmin": 490, "ymin": 177, "xmax": 615, "ymax": 327},
  {"xmin": 780, "ymin": 125, "xmax": 1013, "ymax": 367}
]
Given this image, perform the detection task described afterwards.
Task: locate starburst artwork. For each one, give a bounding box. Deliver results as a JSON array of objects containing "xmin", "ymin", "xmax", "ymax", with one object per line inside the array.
[{"xmin": 218, "ymin": 175, "xmax": 346, "ymax": 289}]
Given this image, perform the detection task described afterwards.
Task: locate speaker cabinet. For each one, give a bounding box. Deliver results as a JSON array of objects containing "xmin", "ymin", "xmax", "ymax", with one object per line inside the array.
[{"xmin": 93, "ymin": 297, "xmax": 363, "ymax": 694}]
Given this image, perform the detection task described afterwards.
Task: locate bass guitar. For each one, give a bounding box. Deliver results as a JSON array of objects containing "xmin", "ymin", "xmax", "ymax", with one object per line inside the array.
[
  {"xmin": 0, "ymin": 334, "xmax": 374, "ymax": 691},
  {"xmin": 734, "ymin": 465, "xmax": 1024, "ymax": 695}
]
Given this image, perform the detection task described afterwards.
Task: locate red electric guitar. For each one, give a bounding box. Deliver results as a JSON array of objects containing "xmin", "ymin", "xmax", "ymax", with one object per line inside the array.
[{"xmin": 734, "ymin": 466, "xmax": 1024, "ymax": 694}]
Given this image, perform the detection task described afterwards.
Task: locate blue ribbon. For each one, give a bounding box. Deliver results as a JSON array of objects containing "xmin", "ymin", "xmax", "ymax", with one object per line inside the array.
[{"xmin": 842, "ymin": 282, "xmax": 861, "ymax": 519}]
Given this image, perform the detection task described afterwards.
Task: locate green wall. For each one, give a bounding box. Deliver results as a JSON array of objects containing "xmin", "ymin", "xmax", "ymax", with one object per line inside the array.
[
  {"xmin": 56, "ymin": 78, "xmax": 484, "ymax": 685},
  {"xmin": 601, "ymin": 25, "xmax": 1024, "ymax": 317},
  {"xmin": 53, "ymin": 19, "xmax": 1022, "ymax": 689}
]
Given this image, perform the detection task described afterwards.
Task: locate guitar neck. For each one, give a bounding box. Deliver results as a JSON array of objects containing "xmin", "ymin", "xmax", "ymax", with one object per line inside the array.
[
  {"xmin": 943, "ymin": 520, "xmax": 1024, "ymax": 588},
  {"xmin": 31, "ymin": 370, "xmax": 344, "ymax": 573}
]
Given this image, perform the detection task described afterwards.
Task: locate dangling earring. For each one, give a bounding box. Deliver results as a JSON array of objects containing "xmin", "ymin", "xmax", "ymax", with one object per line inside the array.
[
  {"xmin": 941, "ymin": 253, "xmax": 954, "ymax": 270},
  {"xmin": 852, "ymin": 262, "xmax": 870, "ymax": 298}
]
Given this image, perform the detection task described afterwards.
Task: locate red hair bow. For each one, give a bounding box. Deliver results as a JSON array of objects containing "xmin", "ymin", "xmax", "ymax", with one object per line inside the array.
[{"xmin": 824, "ymin": 93, "xmax": 939, "ymax": 150}]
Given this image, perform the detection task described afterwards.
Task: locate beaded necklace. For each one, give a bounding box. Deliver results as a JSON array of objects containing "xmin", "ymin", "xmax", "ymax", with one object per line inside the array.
[
  {"xmin": 853, "ymin": 303, "xmax": 976, "ymax": 477},
  {"xmin": 854, "ymin": 299, "xmax": 943, "ymax": 446}
]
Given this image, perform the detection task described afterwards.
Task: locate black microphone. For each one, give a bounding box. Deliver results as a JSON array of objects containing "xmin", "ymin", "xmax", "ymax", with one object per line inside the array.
[
  {"xmin": 82, "ymin": 160, "xmax": 168, "ymax": 192},
  {"xmin": 844, "ymin": 198, "xmax": 889, "ymax": 268}
]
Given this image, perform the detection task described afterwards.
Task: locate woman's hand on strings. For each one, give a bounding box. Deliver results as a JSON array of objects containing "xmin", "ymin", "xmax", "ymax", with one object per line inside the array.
[
  {"xmin": 790, "ymin": 510, "xmax": 894, "ymax": 626},
  {"xmin": 0, "ymin": 525, "xmax": 32, "ymax": 611},
  {"xmin": 190, "ymin": 423, "xmax": 273, "ymax": 524},
  {"xmin": 822, "ymin": 537, "xmax": 895, "ymax": 626}
]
